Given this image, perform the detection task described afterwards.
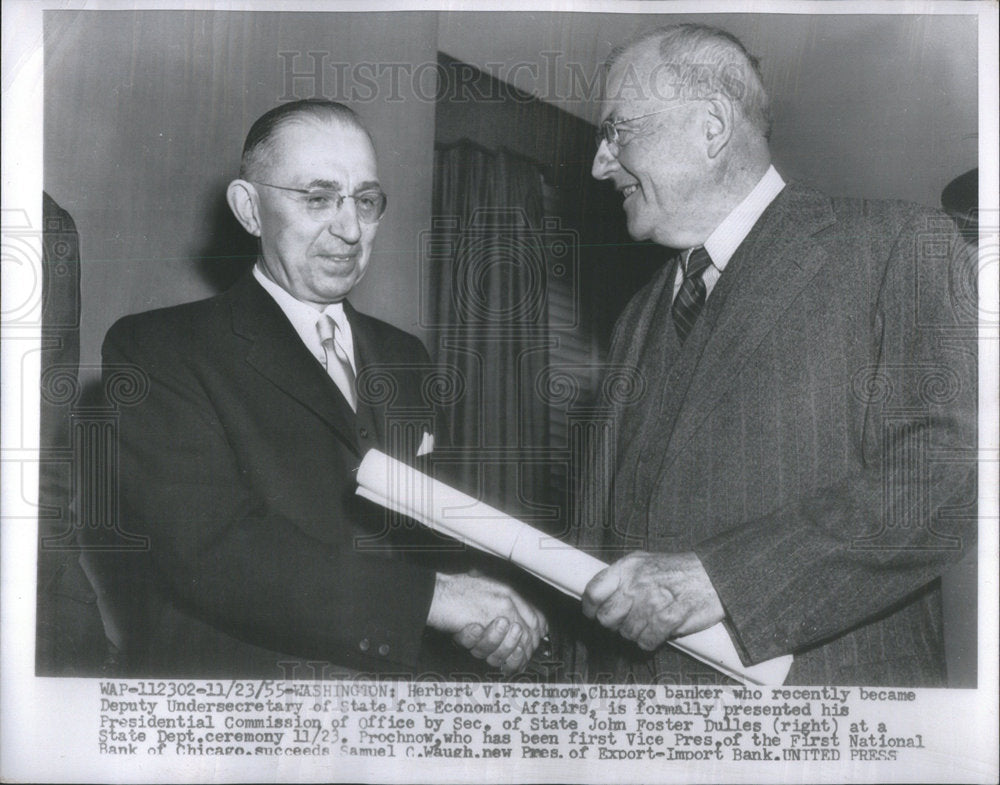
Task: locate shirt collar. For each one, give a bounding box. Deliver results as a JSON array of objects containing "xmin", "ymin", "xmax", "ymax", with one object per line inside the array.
[
  {"xmin": 252, "ymin": 262, "xmax": 353, "ymax": 365},
  {"xmin": 702, "ymin": 165, "xmax": 785, "ymax": 271}
]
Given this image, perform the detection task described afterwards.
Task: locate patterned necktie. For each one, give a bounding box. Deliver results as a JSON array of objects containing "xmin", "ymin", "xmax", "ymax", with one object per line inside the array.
[
  {"xmin": 317, "ymin": 313, "xmax": 357, "ymax": 411},
  {"xmin": 671, "ymin": 246, "xmax": 713, "ymax": 343}
]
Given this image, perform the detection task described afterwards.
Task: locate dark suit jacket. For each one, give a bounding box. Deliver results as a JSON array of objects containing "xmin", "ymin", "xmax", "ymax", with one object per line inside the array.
[
  {"xmin": 102, "ymin": 272, "xmax": 458, "ymax": 678},
  {"xmin": 574, "ymin": 183, "xmax": 977, "ymax": 686}
]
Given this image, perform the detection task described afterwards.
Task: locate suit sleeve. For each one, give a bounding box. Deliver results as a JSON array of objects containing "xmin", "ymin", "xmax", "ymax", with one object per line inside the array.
[
  {"xmin": 695, "ymin": 209, "xmax": 977, "ymax": 665},
  {"xmin": 103, "ymin": 316, "xmax": 437, "ymax": 670}
]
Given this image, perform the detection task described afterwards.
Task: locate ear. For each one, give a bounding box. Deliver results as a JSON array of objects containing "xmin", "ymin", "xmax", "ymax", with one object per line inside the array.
[
  {"xmin": 227, "ymin": 179, "xmax": 262, "ymax": 237},
  {"xmin": 704, "ymin": 94, "xmax": 735, "ymax": 159}
]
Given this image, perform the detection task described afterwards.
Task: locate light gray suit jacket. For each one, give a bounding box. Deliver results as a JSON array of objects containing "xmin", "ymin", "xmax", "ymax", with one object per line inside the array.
[{"xmin": 574, "ymin": 183, "xmax": 977, "ymax": 686}]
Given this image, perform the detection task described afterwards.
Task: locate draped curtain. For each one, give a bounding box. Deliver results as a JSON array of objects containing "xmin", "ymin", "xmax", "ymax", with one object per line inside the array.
[{"xmin": 429, "ymin": 141, "xmax": 554, "ymax": 526}]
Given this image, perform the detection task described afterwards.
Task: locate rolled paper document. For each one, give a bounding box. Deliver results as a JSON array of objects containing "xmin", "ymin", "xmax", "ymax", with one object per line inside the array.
[{"xmin": 356, "ymin": 448, "xmax": 793, "ymax": 686}]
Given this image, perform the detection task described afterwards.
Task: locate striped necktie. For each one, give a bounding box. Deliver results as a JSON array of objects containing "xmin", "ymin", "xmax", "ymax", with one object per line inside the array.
[
  {"xmin": 671, "ymin": 246, "xmax": 713, "ymax": 343},
  {"xmin": 317, "ymin": 312, "xmax": 357, "ymax": 411}
]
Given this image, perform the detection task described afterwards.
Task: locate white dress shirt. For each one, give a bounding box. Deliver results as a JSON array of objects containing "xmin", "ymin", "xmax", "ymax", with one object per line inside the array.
[
  {"xmin": 252, "ymin": 263, "xmax": 357, "ymax": 374},
  {"xmin": 673, "ymin": 165, "xmax": 786, "ymax": 300},
  {"xmin": 253, "ymin": 263, "xmax": 435, "ymax": 454}
]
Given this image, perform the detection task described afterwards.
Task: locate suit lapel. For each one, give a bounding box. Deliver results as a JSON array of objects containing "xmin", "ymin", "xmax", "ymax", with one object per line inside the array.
[
  {"xmin": 612, "ymin": 257, "xmax": 680, "ymax": 414},
  {"xmin": 229, "ymin": 274, "xmax": 360, "ymax": 455},
  {"xmin": 657, "ymin": 185, "xmax": 837, "ymax": 475},
  {"xmin": 344, "ymin": 301, "xmax": 389, "ymax": 446},
  {"xmin": 601, "ymin": 257, "xmax": 680, "ymax": 550}
]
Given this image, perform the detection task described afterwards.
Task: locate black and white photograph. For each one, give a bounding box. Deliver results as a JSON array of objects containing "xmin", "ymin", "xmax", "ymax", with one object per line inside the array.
[{"xmin": 2, "ymin": 1, "xmax": 997, "ymax": 782}]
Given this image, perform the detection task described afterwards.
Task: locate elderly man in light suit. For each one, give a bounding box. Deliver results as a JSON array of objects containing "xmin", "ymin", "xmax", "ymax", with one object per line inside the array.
[
  {"xmin": 574, "ymin": 24, "xmax": 976, "ymax": 685},
  {"xmin": 103, "ymin": 99, "xmax": 546, "ymax": 678}
]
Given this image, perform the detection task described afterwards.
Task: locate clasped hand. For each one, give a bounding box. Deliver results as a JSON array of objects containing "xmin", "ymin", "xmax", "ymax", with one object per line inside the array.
[
  {"xmin": 581, "ymin": 551, "xmax": 724, "ymax": 651},
  {"xmin": 427, "ymin": 571, "xmax": 547, "ymax": 675}
]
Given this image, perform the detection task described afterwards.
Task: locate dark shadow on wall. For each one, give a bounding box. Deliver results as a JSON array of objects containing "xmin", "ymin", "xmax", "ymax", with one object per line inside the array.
[{"xmin": 190, "ymin": 184, "xmax": 259, "ymax": 293}]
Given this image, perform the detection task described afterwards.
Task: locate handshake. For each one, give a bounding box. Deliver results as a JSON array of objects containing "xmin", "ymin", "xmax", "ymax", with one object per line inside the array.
[
  {"xmin": 425, "ymin": 571, "xmax": 549, "ymax": 675},
  {"xmin": 362, "ymin": 450, "xmax": 729, "ymax": 678},
  {"xmin": 424, "ymin": 550, "xmax": 725, "ymax": 676}
]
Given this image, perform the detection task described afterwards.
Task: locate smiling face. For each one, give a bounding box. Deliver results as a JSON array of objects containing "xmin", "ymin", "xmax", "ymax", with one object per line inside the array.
[
  {"xmin": 592, "ymin": 41, "xmax": 712, "ymax": 249},
  {"xmin": 252, "ymin": 118, "xmax": 381, "ymax": 305}
]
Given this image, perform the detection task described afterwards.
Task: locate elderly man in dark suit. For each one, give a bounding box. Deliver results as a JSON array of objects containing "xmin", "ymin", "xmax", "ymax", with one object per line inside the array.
[
  {"xmin": 103, "ymin": 99, "xmax": 546, "ymax": 678},
  {"xmin": 574, "ymin": 24, "xmax": 976, "ymax": 685}
]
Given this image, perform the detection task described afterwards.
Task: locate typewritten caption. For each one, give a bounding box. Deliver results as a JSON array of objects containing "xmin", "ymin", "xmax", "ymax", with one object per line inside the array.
[{"xmin": 96, "ymin": 680, "xmax": 928, "ymax": 763}]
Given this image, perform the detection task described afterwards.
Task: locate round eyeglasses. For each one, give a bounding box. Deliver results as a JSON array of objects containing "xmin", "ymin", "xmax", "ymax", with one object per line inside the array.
[
  {"xmin": 252, "ymin": 181, "xmax": 388, "ymax": 224},
  {"xmin": 596, "ymin": 103, "xmax": 692, "ymax": 149}
]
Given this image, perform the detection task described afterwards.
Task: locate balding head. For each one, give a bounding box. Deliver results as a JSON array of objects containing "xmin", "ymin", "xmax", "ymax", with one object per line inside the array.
[
  {"xmin": 239, "ymin": 99, "xmax": 374, "ymax": 182},
  {"xmin": 592, "ymin": 24, "xmax": 773, "ymax": 248},
  {"xmin": 605, "ymin": 23, "xmax": 772, "ymax": 142}
]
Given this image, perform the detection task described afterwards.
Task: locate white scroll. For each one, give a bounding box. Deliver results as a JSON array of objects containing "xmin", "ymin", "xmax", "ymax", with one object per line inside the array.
[{"xmin": 356, "ymin": 449, "xmax": 793, "ymax": 686}]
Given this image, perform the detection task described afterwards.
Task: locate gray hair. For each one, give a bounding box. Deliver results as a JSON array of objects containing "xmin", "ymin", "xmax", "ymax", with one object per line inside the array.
[{"xmin": 606, "ymin": 23, "xmax": 772, "ymax": 140}]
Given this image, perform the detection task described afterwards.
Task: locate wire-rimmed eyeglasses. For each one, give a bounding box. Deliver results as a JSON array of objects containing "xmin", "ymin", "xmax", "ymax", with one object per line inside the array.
[
  {"xmin": 252, "ymin": 181, "xmax": 388, "ymax": 224},
  {"xmin": 596, "ymin": 103, "xmax": 691, "ymax": 149}
]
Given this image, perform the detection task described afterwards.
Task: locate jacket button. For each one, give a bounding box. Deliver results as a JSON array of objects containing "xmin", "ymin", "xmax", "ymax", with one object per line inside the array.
[
  {"xmin": 359, "ymin": 638, "xmax": 370, "ymax": 652},
  {"xmin": 360, "ymin": 427, "xmax": 369, "ymax": 438},
  {"xmin": 378, "ymin": 644, "xmax": 390, "ymax": 657}
]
